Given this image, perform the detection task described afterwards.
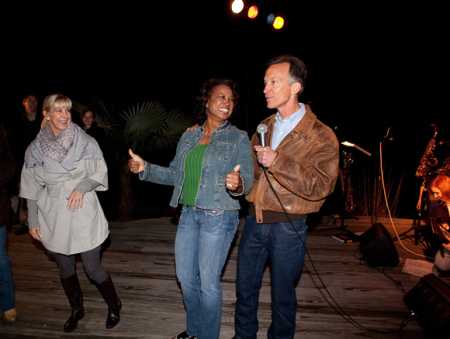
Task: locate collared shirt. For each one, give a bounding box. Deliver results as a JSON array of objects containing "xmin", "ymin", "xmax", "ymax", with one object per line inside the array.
[{"xmin": 271, "ymin": 103, "xmax": 305, "ymax": 150}]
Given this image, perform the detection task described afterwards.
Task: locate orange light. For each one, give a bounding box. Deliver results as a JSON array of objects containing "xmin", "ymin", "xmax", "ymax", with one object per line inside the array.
[
  {"xmin": 272, "ymin": 16, "xmax": 285, "ymax": 30},
  {"xmin": 247, "ymin": 5, "xmax": 259, "ymax": 19}
]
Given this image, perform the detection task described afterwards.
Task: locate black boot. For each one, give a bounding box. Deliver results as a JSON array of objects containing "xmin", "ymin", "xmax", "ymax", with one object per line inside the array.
[
  {"xmin": 96, "ymin": 276, "xmax": 122, "ymax": 329},
  {"xmin": 60, "ymin": 275, "xmax": 85, "ymax": 332}
]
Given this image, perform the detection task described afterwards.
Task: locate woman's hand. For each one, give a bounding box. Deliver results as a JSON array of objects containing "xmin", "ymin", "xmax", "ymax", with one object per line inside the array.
[
  {"xmin": 226, "ymin": 164, "xmax": 242, "ymax": 192},
  {"xmin": 128, "ymin": 149, "xmax": 145, "ymax": 173},
  {"xmin": 67, "ymin": 191, "xmax": 85, "ymax": 209},
  {"xmin": 29, "ymin": 227, "xmax": 41, "ymax": 241}
]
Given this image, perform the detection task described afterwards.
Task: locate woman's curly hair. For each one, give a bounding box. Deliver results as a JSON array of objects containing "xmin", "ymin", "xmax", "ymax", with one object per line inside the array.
[{"xmin": 195, "ymin": 78, "xmax": 239, "ymax": 124}]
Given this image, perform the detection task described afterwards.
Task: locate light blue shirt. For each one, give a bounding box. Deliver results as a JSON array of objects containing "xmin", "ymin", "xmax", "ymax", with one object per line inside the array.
[{"xmin": 271, "ymin": 103, "xmax": 305, "ymax": 150}]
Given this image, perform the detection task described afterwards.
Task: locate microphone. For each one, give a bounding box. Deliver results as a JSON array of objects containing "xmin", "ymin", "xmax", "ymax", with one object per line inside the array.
[
  {"xmin": 383, "ymin": 126, "xmax": 394, "ymax": 142},
  {"xmin": 257, "ymin": 123, "xmax": 268, "ymax": 147}
]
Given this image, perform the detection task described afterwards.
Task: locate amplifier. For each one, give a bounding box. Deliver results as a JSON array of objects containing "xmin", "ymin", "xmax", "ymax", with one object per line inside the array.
[{"xmin": 404, "ymin": 273, "xmax": 450, "ymax": 333}]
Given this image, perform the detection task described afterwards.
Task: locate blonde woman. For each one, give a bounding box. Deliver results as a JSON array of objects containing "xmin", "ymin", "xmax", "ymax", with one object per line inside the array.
[{"xmin": 20, "ymin": 94, "xmax": 121, "ymax": 332}]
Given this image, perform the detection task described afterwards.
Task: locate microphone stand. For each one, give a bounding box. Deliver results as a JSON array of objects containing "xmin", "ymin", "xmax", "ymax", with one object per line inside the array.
[{"xmin": 334, "ymin": 141, "xmax": 372, "ymax": 241}]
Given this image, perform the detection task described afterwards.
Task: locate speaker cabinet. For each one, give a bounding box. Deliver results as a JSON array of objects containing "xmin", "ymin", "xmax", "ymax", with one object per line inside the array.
[
  {"xmin": 359, "ymin": 223, "xmax": 399, "ymax": 267},
  {"xmin": 404, "ymin": 273, "xmax": 450, "ymax": 333}
]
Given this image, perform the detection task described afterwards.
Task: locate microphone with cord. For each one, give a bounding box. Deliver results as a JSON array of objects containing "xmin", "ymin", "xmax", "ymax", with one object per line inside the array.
[{"xmin": 257, "ymin": 123, "xmax": 268, "ymax": 147}]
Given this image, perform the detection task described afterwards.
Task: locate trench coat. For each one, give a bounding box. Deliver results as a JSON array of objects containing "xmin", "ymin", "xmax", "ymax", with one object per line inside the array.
[{"xmin": 20, "ymin": 126, "xmax": 109, "ymax": 255}]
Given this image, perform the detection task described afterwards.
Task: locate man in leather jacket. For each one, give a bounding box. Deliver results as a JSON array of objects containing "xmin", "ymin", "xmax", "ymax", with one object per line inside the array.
[{"xmin": 234, "ymin": 55, "xmax": 339, "ymax": 339}]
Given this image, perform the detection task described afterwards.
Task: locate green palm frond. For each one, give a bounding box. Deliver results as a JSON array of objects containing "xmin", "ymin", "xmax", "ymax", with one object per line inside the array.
[{"xmin": 122, "ymin": 101, "xmax": 193, "ymax": 154}]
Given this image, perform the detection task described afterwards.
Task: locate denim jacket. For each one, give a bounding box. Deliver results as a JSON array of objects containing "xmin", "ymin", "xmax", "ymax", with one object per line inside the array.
[{"xmin": 139, "ymin": 121, "xmax": 254, "ymax": 210}]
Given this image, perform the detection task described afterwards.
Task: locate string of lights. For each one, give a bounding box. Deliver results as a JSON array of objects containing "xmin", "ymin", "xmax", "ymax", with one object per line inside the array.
[{"xmin": 230, "ymin": 0, "xmax": 286, "ymax": 30}]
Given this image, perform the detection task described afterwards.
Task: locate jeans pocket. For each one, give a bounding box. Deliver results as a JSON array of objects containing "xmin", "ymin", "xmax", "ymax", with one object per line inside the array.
[
  {"xmin": 177, "ymin": 207, "xmax": 191, "ymax": 229},
  {"xmin": 281, "ymin": 219, "xmax": 307, "ymax": 236}
]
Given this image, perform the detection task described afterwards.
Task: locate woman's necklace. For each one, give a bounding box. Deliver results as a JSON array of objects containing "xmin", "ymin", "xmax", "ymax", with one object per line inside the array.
[
  {"xmin": 199, "ymin": 126, "xmax": 213, "ymax": 144},
  {"xmin": 203, "ymin": 128, "xmax": 211, "ymax": 136}
]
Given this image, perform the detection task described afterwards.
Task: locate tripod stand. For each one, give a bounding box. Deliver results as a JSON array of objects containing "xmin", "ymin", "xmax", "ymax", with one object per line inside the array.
[
  {"xmin": 332, "ymin": 141, "xmax": 372, "ymax": 241},
  {"xmin": 397, "ymin": 180, "xmax": 433, "ymax": 247},
  {"xmin": 397, "ymin": 124, "xmax": 441, "ymax": 246}
]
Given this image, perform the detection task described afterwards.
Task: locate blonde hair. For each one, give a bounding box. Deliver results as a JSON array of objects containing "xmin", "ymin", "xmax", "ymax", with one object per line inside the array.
[
  {"xmin": 431, "ymin": 174, "xmax": 450, "ymax": 202},
  {"xmin": 43, "ymin": 94, "xmax": 72, "ymax": 113}
]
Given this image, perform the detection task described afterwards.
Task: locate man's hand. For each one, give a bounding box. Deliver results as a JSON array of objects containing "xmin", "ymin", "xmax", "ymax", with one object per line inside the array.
[
  {"xmin": 67, "ymin": 191, "xmax": 84, "ymax": 209},
  {"xmin": 254, "ymin": 145, "xmax": 278, "ymax": 167},
  {"xmin": 29, "ymin": 227, "xmax": 41, "ymax": 241},
  {"xmin": 226, "ymin": 165, "xmax": 242, "ymax": 192},
  {"xmin": 128, "ymin": 149, "xmax": 145, "ymax": 173}
]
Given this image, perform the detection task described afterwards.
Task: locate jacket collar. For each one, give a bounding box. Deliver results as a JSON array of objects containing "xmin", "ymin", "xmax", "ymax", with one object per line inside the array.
[
  {"xmin": 260, "ymin": 104, "xmax": 317, "ymax": 145},
  {"xmin": 291, "ymin": 105, "xmax": 317, "ymax": 136},
  {"xmin": 199, "ymin": 120, "xmax": 230, "ymax": 134}
]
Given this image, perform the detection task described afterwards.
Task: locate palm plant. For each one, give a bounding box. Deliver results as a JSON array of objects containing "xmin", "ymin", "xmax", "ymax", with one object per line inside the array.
[
  {"xmin": 122, "ymin": 101, "xmax": 192, "ymax": 155},
  {"xmin": 117, "ymin": 101, "xmax": 193, "ymax": 220}
]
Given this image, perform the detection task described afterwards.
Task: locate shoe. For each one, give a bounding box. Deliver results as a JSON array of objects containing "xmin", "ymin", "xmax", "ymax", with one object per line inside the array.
[
  {"xmin": 105, "ymin": 299, "xmax": 121, "ymax": 329},
  {"xmin": 61, "ymin": 275, "xmax": 84, "ymax": 332},
  {"xmin": 172, "ymin": 330, "xmax": 197, "ymax": 339},
  {"xmin": 96, "ymin": 276, "xmax": 122, "ymax": 329},
  {"xmin": 64, "ymin": 308, "xmax": 85, "ymax": 332},
  {"xmin": 3, "ymin": 308, "xmax": 17, "ymax": 323}
]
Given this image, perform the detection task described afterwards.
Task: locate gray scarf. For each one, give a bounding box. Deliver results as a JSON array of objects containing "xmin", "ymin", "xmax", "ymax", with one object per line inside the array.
[
  {"xmin": 37, "ymin": 123, "xmax": 75, "ymax": 163},
  {"xmin": 24, "ymin": 123, "xmax": 103, "ymax": 171}
]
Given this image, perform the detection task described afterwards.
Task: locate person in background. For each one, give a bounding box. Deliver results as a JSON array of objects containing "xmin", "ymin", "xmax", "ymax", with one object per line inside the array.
[
  {"xmin": 429, "ymin": 174, "xmax": 450, "ymax": 273},
  {"xmin": 0, "ymin": 124, "xmax": 17, "ymax": 323},
  {"xmin": 80, "ymin": 108, "xmax": 111, "ymax": 213},
  {"xmin": 20, "ymin": 94, "xmax": 121, "ymax": 332},
  {"xmin": 81, "ymin": 109, "xmax": 106, "ymax": 147},
  {"xmin": 234, "ymin": 55, "xmax": 339, "ymax": 339},
  {"xmin": 12, "ymin": 94, "xmax": 42, "ymax": 235},
  {"xmin": 129, "ymin": 78, "xmax": 254, "ymax": 339},
  {"xmin": 12, "ymin": 94, "xmax": 41, "ymax": 159}
]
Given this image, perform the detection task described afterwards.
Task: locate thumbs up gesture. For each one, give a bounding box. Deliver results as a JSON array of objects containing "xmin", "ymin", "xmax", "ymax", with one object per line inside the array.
[
  {"xmin": 128, "ymin": 149, "xmax": 145, "ymax": 173},
  {"xmin": 225, "ymin": 164, "xmax": 242, "ymax": 192}
]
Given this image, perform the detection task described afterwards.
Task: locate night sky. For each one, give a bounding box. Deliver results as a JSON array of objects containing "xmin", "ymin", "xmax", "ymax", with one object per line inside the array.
[{"xmin": 3, "ymin": 1, "xmax": 449, "ymax": 216}]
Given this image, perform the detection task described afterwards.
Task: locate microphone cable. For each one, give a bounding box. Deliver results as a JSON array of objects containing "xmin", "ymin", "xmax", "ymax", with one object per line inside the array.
[
  {"xmin": 378, "ymin": 141, "xmax": 432, "ymax": 260},
  {"xmin": 261, "ymin": 167, "xmax": 410, "ymax": 334}
]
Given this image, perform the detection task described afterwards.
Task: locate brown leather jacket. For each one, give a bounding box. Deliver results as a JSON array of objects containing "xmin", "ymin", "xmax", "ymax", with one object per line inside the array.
[{"xmin": 247, "ymin": 107, "xmax": 339, "ymax": 223}]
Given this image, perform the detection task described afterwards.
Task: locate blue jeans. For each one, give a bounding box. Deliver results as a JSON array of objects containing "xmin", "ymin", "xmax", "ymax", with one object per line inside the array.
[
  {"xmin": 235, "ymin": 216, "xmax": 308, "ymax": 339},
  {"xmin": 175, "ymin": 206, "xmax": 239, "ymax": 339},
  {"xmin": 0, "ymin": 226, "xmax": 15, "ymax": 312}
]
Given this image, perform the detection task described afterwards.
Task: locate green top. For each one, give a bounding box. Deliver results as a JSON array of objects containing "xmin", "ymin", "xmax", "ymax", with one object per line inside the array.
[{"xmin": 180, "ymin": 144, "xmax": 208, "ymax": 206}]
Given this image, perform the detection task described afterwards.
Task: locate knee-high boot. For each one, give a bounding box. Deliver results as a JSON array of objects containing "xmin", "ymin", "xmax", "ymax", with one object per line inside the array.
[
  {"xmin": 96, "ymin": 276, "xmax": 122, "ymax": 329},
  {"xmin": 60, "ymin": 274, "xmax": 85, "ymax": 332}
]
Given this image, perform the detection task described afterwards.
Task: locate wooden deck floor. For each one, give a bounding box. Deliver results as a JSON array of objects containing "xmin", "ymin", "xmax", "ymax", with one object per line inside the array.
[{"xmin": 1, "ymin": 216, "xmax": 433, "ymax": 338}]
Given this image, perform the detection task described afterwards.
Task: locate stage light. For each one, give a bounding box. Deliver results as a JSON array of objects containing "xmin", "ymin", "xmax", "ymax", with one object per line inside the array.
[
  {"xmin": 231, "ymin": 0, "xmax": 244, "ymax": 14},
  {"xmin": 247, "ymin": 5, "xmax": 259, "ymax": 19},
  {"xmin": 272, "ymin": 15, "xmax": 285, "ymax": 30}
]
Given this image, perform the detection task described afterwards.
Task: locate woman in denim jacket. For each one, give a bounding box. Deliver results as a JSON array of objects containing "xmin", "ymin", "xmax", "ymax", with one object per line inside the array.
[{"xmin": 129, "ymin": 78, "xmax": 253, "ymax": 339}]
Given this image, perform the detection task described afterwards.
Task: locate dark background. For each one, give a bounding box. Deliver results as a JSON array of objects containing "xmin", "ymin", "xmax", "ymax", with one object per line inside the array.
[{"xmin": 2, "ymin": 1, "xmax": 449, "ymax": 218}]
